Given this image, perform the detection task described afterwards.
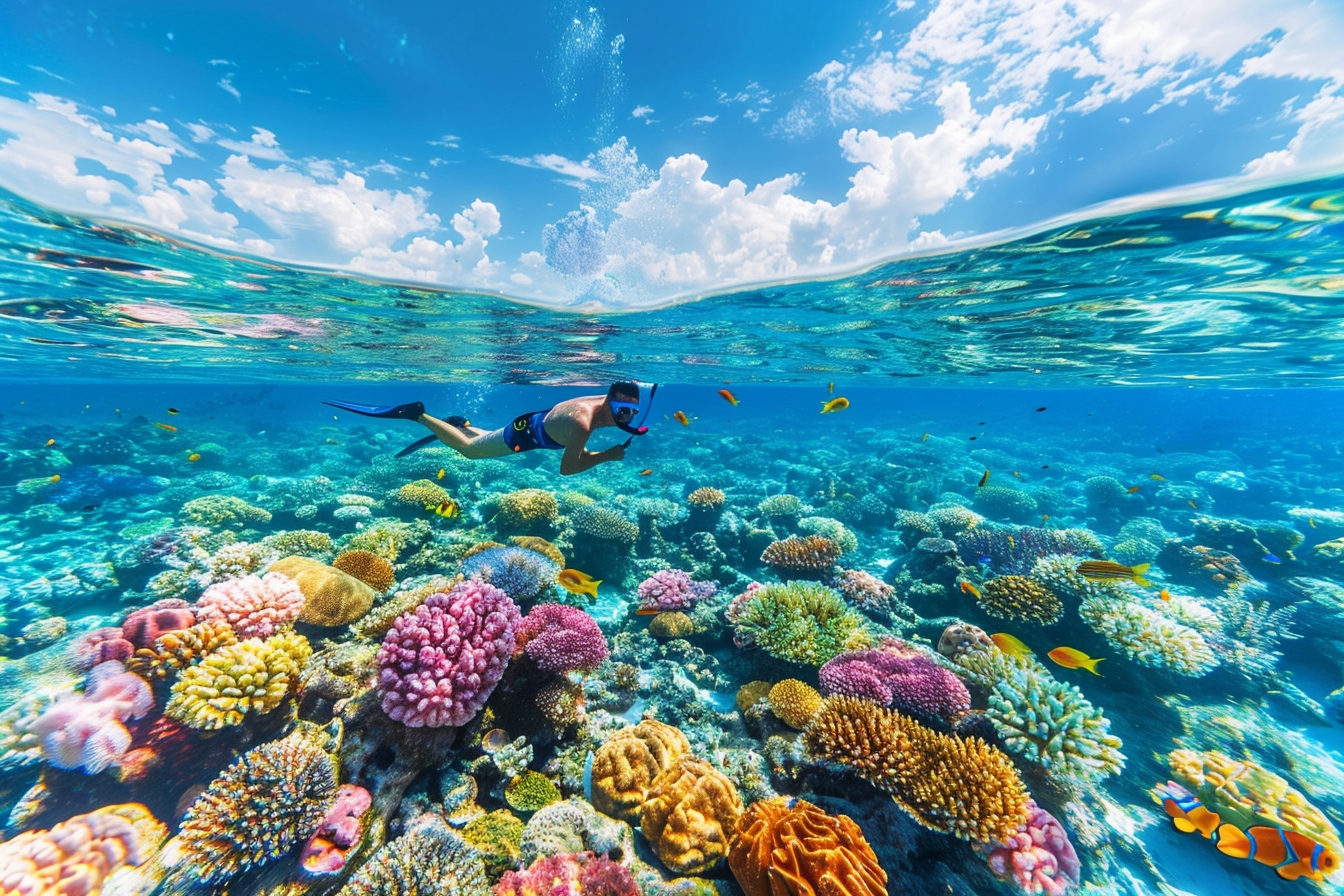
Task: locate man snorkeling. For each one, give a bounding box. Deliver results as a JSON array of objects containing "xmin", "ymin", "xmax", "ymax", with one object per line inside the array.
[{"xmin": 324, "ymin": 381, "xmax": 651, "ymax": 476}]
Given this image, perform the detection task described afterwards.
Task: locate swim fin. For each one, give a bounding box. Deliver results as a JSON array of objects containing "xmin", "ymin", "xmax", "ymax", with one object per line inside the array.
[{"xmin": 323, "ymin": 399, "xmax": 425, "ymax": 420}]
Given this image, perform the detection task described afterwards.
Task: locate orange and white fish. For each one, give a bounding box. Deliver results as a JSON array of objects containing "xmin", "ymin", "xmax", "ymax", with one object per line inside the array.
[
  {"xmin": 1048, "ymin": 646, "xmax": 1104, "ymax": 675},
  {"xmin": 960, "ymin": 580, "xmax": 982, "ymax": 599},
  {"xmin": 1156, "ymin": 781, "xmax": 1222, "ymax": 838},
  {"xmin": 718, "ymin": 389, "xmax": 739, "ymax": 406},
  {"xmin": 991, "ymin": 633, "xmax": 1033, "ymax": 658},
  {"xmin": 558, "ymin": 569, "xmax": 602, "ymax": 599},
  {"xmin": 820, "ymin": 397, "xmax": 850, "ymax": 414},
  {"xmin": 673, "ymin": 411, "xmax": 690, "ymax": 426},
  {"xmin": 1076, "ymin": 560, "xmax": 1152, "ymax": 587}
]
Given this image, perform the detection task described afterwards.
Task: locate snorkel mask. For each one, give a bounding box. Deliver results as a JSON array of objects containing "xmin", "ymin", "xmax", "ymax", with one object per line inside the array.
[{"xmin": 608, "ymin": 381, "xmax": 656, "ymax": 438}]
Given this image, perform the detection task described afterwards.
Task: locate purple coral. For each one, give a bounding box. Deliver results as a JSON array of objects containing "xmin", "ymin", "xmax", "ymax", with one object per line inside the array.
[
  {"xmin": 636, "ymin": 569, "xmax": 716, "ymax": 613},
  {"xmin": 30, "ymin": 661, "xmax": 154, "ymax": 774},
  {"xmin": 981, "ymin": 800, "xmax": 1080, "ymax": 895},
  {"xmin": 67, "ymin": 627, "xmax": 135, "ymax": 672},
  {"xmin": 300, "ymin": 783, "xmax": 372, "ymax": 875},
  {"xmin": 377, "ymin": 579, "xmax": 521, "ymax": 728},
  {"xmin": 515, "ymin": 603, "xmax": 609, "ymax": 674},
  {"xmin": 819, "ymin": 638, "xmax": 970, "ymax": 723},
  {"xmin": 196, "ymin": 572, "xmax": 305, "ymax": 639}
]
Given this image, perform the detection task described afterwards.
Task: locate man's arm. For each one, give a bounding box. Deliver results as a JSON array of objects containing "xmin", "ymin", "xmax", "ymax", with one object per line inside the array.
[{"xmin": 559, "ymin": 431, "xmax": 626, "ymax": 476}]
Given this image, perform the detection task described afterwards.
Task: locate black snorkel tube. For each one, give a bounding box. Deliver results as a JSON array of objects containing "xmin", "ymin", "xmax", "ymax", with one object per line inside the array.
[{"xmin": 618, "ymin": 382, "xmax": 658, "ymax": 448}]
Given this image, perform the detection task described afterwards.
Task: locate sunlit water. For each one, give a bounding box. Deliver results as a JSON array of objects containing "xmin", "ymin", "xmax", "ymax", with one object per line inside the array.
[{"xmin": 2, "ymin": 175, "xmax": 1344, "ymax": 896}]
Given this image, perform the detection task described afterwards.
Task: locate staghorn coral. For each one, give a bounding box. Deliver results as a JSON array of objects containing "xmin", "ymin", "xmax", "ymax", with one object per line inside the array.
[
  {"xmin": 976, "ymin": 576, "xmax": 1064, "ymax": 625},
  {"xmin": 338, "ymin": 813, "xmax": 489, "ymax": 896},
  {"xmin": 462, "ymin": 546, "xmax": 559, "ymax": 605},
  {"xmin": 767, "ymin": 679, "xmax": 823, "ymax": 729},
  {"xmin": 271, "ymin": 555, "xmax": 376, "ymax": 626},
  {"xmin": 728, "ymin": 796, "xmax": 887, "ymax": 896},
  {"xmin": 505, "ymin": 771, "xmax": 563, "ymax": 813},
  {"xmin": 819, "ymin": 639, "xmax": 970, "ymax": 725},
  {"xmin": 760, "ymin": 536, "xmax": 841, "ymax": 578},
  {"xmin": 1079, "ymin": 596, "xmax": 1218, "ymax": 677},
  {"xmin": 195, "ymin": 572, "xmax": 305, "ymax": 639},
  {"xmin": 591, "ymin": 720, "xmax": 691, "ymax": 824},
  {"xmin": 181, "ymin": 494, "xmax": 272, "ymax": 528},
  {"xmin": 0, "ymin": 803, "xmax": 165, "ymax": 896},
  {"xmin": 126, "ymin": 620, "xmax": 237, "ymax": 680},
  {"xmin": 637, "ymin": 569, "xmax": 717, "ymax": 613},
  {"xmin": 649, "ymin": 611, "xmax": 696, "ymax": 638},
  {"xmin": 180, "ymin": 727, "xmax": 338, "ymax": 883},
  {"xmin": 377, "ymin": 579, "xmax": 521, "ymax": 728},
  {"xmin": 805, "ymin": 696, "xmax": 1029, "ymax": 844},
  {"xmin": 497, "ymin": 489, "xmax": 561, "ymax": 529},
  {"xmin": 166, "ymin": 633, "xmax": 309, "ymax": 729},
  {"xmin": 333, "ymin": 549, "xmax": 397, "ymax": 592},
  {"xmin": 640, "ymin": 756, "xmax": 744, "ymax": 875},
  {"xmin": 397, "ymin": 479, "xmax": 454, "ymax": 508},
  {"xmin": 952, "ymin": 647, "xmax": 1125, "ymax": 782},
  {"xmin": 515, "ymin": 603, "xmax": 609, "ymax": 674},
  {"xmin": 726, "ymin": 581, "xmax": 870, "ymax": 666}
]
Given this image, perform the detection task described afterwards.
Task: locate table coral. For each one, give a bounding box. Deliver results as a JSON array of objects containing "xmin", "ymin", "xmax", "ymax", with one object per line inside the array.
[
  {"xmin": 591, "ymin": 720, "xmax": 691, "ymax": 823},
  {"xmin": 760, "ymin": 536, "xmax": 841, "ymax": 578},
  {"xmin": 977, "ymin": 576, "xmax": 1063, "ymax": 626},
  {"xmin": 726, "ymin": 581, "xmax": 870, "ymax": 666},
  {"xmin": 0, "ymin": 803, "xmax": 165, "ymax": 896},
  {"xmin": 195, "ymin": 572, "xmax": 305, "ymax": 639},
  {"xmin": 333, "ymin": 549, "xmax": 397, "ymax": 592},
  {"xmin": 271, "ymin": 555, "xmax": 376, "ymax": 626},
  {"xmin": 728, "ymin": 796, "xmax": 887, "ymax": 896},
  {"xmin": 337, "ymin": 813, "xmax": 489, "ymax": 896},
  {"xmin": 515, "ymin": 603, "xmax": 609, "ymax": 674},
  {"xmin": 640, "ymin": 756, "xmax": 744, "ymax": 874},
  {"xmin": 819, "ymin": 639, "xmax": 970, "ymax": 725},
  {"xmin": 1079, "ymin": 596, "xmax": 1218, "ymax": 677},
  {"xmin": 767, "ymin": 680, "xmax": 823, "ymax": 730},
  {"xmin": 804, "ymin": 695, "xmax": 1029, "ymax": 845},
  {"xmin": 376, "ymin": 579, "xmax": 521, "ymax": 728},
  {"xmin": 166, "ymin": 633, "xmax": 308, "ymax": 729}
]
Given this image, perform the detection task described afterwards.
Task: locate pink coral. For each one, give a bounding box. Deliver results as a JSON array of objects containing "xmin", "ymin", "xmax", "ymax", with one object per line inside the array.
[
  {"xmin": 982, "ymin": 800, "xmax": 1079, "ymax": 895},
  {"xmin": 121, "ymin": 599, "xmax": 195, "ymax": 649},
  {"xmin": 495, "ymin": 853, "xmax": 581, "ymax": 896},
  {"xmin": 0, "ymin": 803, "xmax": 163, "ymax": 896},
  {"xmin": 515, "ymin": 603, "xmax": 610, "ymax": 674},
  {"xmin": 636, "ymin": 569, "xmax": 716, "ymax": 613},
  {"xmin": 67, "ymin": 627, "xmax": 135, "ymax": 672},
  {"xmin": 300, "ymin": 784, "xmax": 372, "ymax": 875},
  {"xmin": 819, "ymin": 638, "xmax": 970, "ymax": 724},
  {"xmin": 377, "ymin": 579, "xmax": 521, "ymax": 728},
  {"xmin": 29, "ymin": 662, "xmax": 154, "ymax": 774},
  {"xmin": 195, "ymin": 572, "xmax": 305, "ymax": 639}
]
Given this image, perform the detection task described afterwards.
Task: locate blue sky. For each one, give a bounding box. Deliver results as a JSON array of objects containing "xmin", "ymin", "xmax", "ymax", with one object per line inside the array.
[{"xmin": 1, "ymin": 0, "xmax": 1342, "ymax": 307}]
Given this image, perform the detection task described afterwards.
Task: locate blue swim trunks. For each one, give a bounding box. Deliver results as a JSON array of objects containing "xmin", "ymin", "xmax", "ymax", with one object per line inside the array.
[{"xmin": 503, "ymin": 409, "xmax": 564, "ymax": 453}]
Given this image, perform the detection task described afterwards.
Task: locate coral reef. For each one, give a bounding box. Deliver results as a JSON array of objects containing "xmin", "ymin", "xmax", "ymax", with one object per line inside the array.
[
  {"xmin": 727, "ymin": 581, "xmax": 870, "ymax": 666},
  {"xmin": 728, "ymin": 796, "xmax": 887, "ymax": 896},
  {"xmin": 496, "ymin": 488, "xmax": 561, "ymax": 530},
  {"xmin": 976, "ymin": 575, "xmax": 1064, "ymax": 625},
  {"xmin": 126, "ymin": 620, "xmax": 236, "ymax": 680},
  {"xmin": 819, "ymin": 639, "xmax": 970, "ymax": 724},
  {"xmin": 337, "ymin": 813, "xmax": 489, "ymax": 896},
  {"xmin": 760, "ymin": 536, "xmax": 841, "ymax": 579},
  {"xmin": 649, "ymin": 611, "xmax": 696, "ymax": 638},
  {"xmin": 978, "ymin": 799, "xmax": 1079, "ymax": 896},
  {"xmin": 181, "ymin": 494, "xmax": 272, "ymax": 528},
  {"xmin": 591, "ymin": 720, "xmax": 691, "ymax": 823},
  {"xmin": 637, "ymin": 569, "xmax": 717, "ymax": 613},
  {"xmin": 166, "ymin": 631, "xmax": 310, "ymax": 729},
  {"xmin": 515, "ymin": 602, "xmax": 609, "ymax": 673},
  {"xmin": 505, "ymin": 770, "xmax": 563, "ymax": 813},
  {"xmin": 640, "ymin": 756, "xmax": 744, "ymax": 874},
  {"xmin": 300, "ymin": 783, "xmax": 372, "ymax": 875},
  {"xmin": 271, "ymin": 555, "xmax": 376, "ymax": 626},
  {"xmin": 767, "ymin": 679, "xmax": 823, "ymax": 729},
  {"xmin": 195, "ymin": 572, "xmax": 305, "ymax": 639},
  {"xmin": 463, "ymin": 546, "xmax": 560, "ymax": 605},
  {"xmin": 333, "ymin": 549, "xmax": 397, "ymax": 592},
  {"xmin": 397, "ymin": 478, "xmax": 454, "ymax": 508},
  {"xmin": 1079, "ymin": 596, "xmax": 1218, "ymax": 677},
  {"xmin": 831, "ymin": 569, "xmax": 894, "ymax": 611},
  {"xmin": 0, "ymin": 803, "xmax": 165, "ymax": 896},
  {"xmin": 30, "ymin": 662, "xmax": 154, "ymax": 774}
]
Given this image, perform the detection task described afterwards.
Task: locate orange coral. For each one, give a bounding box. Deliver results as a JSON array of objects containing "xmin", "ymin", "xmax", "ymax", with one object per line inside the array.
[
  {"xmin": 641, "ymin": 756, "xmax": 744, "ymax": 875},
  {"xmin": 761, "ymin": 536, "xmax": 841, "ymax": 574},
  {"xmin": 768, "ymin": 680, "xmax": 823, "ymax": 730},
  {"xmin": 126, "ymin": 620, "xmax": 236, "ymax": 680},
  {"xmin": 508, "ymin": 536, "xmax": 566, "ymax": 567},
  {"xmin": 590, "ymin": 720, "xmax": 691, "ymax": 824},
  {"xmin": 0, "ymin": 803, "xmax": 166, "ymax": 896},
  {"xmin": 332, "ymin": 549, "xmax": 396, "ymax": 592},
  {"xmin": 729, "ymin": 797, "xmax": 887, "ymax": 896},
  {"xmin": 271, "ymin": 556, "xmax": 375, "ymax": 626},
  {"xmin": 804, "ymin": 696, "xmax": 1028, "ymax": 844}
]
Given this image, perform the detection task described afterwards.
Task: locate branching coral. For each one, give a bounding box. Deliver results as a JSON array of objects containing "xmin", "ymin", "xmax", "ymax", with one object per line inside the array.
[
  {"xmin": 952, "ymin": 647, "xmax": 1125, "ymax": 782},
  {"xmin": 1079, "ymin": 596, "xmax": 1218, "ymax": 677},
  {"xmin": 727, "ymin": 581, "xmax": 870, "ymax": 666},
  {"xmin": 760, "ymin": 536, "xmax": 841, "ymax": 578},
  {"xmin": 515, "ymin": 603, "xmax": 609, "ymax": 674},
  {"xmin": 180, "ymin": 728, "xmax": 337, "ymax": 883},
  {"xmin": 804, "ymin": 695, "xmax": 1029, "ymax": 844},
  {"xmin": 728, "ymin": 796, "xmax": 887, "ymax": 896},
  {"xmin": 798, "ymin": 517, "xmax": 858, "ymax": 555},
  {"xmin": 640, "ymin": 756, "xmax": 744, "ymax": 874},
  {"xmin": 181, "ymin": 494, "xmax": 272, "ymax": 528},
  {"xmin": 1029, "ymin": 554, "xmax": 1122, "ymax": 605},
  {"xmin": 333, "ymin": 549, "xmax": 397, "ymax": 592},
  {"xmin": 977, "ymin": 576, "xmax": 1064, "ymax": 625},
  {"xmin": 166, "ymin": 633, "xmax": 309, "ymax": 729},
  {"xmin": 758, "ymin": 494, "xmax": 804, "ymax": 518}
]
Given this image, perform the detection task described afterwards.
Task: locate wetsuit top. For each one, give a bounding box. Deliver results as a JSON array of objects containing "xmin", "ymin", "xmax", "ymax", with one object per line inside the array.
[{"xmin": 502, "ymin": 409, "xmax": 564, "ymax": 453}]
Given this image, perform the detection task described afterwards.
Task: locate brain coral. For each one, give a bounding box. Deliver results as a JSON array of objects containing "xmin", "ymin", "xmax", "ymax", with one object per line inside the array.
[
  {"xmin": 640, "ymin": 756, "xmax": 744, "ymax": 874},
  {"xmin": 591, "ymin": 720, "xmax": 691, "ymax": 824},
  {"xmin": 166, "ymin": 633, "xmax": 309, "ymax": 729},
  {"xmin": 819, "ymin": 640, "xmax": 971, "ymax": 724},
  {"xmin": 977, "ymin": 576, "xmax": 1064, "ymax": 626},
  {"xmin": 461, "ymin": 546, "xmax": 559, "ymax": 605},
  {"xmin": 768, "ymin": 679, "xmax": 823, "ymax": 730},
  {"xmin": 376, "ymin": 579, "xmax": 521, "ymax": 728},
  {"xmin": 337, "ymin": 814, "xmax": 489, "ymax": 896},
  {"xmin": 0, "ymin": 803, "xmax": 165, "ymax": 896},
  {"xmin": 497, "ymin": 489, "xmax": 561, "ymax": 528},
  {"xmin": 728, "ymin": 796, "xmax": 887, "ymax": 896},
  {"xmin": 195, "ymin": 572, "xmax": 305, "ymax": 640},
  {"xmin": 180, "ymin": 728, "xmax": 337, "ymax": 883},
  {"xmin": 804, "ymin": 695, "xmax": 1030, "ymax": 844},
  {"xmin": 514, "ymin": 603, "xmax": 609, "ymax": 674},
  {"xmin": 332, "ymin": 549, "xmax": 397, "ymax": 592},
  {"xmin": 1079, "ymin": 596, "xmax": 1218, "ymax": 677},
  {"xmin": 761, "ymin": 536, "xmax": 842, "ymax": 577},
  {"xmin": 649, "ymin": 611, "xmax": 696, "ymax": 638},
  {"xmin": 271, "ymin": 555, "xmax": 376, "ymax": 626},
  {"xmin": 726, "ymin": 581, "xmax": 870, "ymax": 666},
  {"xmin": 396, "ymin": 479, "xmax": 453, "ymax": 508}
]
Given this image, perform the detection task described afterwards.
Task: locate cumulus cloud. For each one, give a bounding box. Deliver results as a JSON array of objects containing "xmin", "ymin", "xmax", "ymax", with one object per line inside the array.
[
  {"xmin": 349, "ymin": 198, "xmax": 502, "ymax": 283},
  {"xmin": 217, "ymin": 127, "xmax": 291, "ymax": 161}
]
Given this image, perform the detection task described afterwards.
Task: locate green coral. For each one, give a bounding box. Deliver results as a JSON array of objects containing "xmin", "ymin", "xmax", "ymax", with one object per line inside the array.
[
  {"xmin": 504, "ymin": 771, "xmax": 562, "ymax": 813},
  {"xmin": 798, "ymin": 516, "xmax": 858, "ymax": 554},
  {"xmin": 1079, "ymin": 596, "xmax": 1218, "ymax": 677},
  {"xmin": 181, "ymin": 495, "xmax": 272, "ymax": 528},
  {"xmin": 462, "ymin": 810, "xmax": 524, "ymax": 881},
  {"xmin": 727, "ymin": 581, "xmax": 870, "ymax": 666},
  {"xmin": 757, "ymin": 494, "xmax": 804, "ymax": 518},
  {"xmin": 260, "ymin": 529, "xmax": 334, "ymax": 559}
]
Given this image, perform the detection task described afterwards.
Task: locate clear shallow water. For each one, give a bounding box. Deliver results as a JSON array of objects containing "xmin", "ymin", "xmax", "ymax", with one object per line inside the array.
[
  {"xmin": 3, "ymin": 187, "xmax": 1344, "ymax": 896},
  {"xmin": 3, "ymin": 173, "xmax": 1344, "ymax": 386}
]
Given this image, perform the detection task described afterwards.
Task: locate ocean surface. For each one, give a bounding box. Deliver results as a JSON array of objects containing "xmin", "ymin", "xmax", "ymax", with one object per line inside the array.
[{"xmin": 2, "ymin": 174, "xmax": 1344, "ymax": 896}]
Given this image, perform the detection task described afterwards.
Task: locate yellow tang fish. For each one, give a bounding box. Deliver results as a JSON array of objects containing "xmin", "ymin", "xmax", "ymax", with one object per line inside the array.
[
  {"xmin": 557, "ymin": 568, "xmax": 602, "ymax": 599},
  {"xmin": 991, "ymin": 632, "xmax": 1033, "ymax": 658},
  {"xmin": 1048, "ymin": 646, "xmax": 1104, "ymax": 675},
  {"xmin": 49, "ymin": 474, "xmax": 60, "ymax": 483},
  {"xmin": 673, "ymin": 411, "xmax": 690, "ymax": 426},
  {"xmin": 45, "ymin": 438, "xmax": 55, "ymax": 447},
  {"xmin": 187, "ymin": 453, "xmax": 201, "ymax": 462},
  {"xmin": 821, "ymin": 397, "xmax": 850, "ymax": 414},
  {"xmin": 1150, "ymin": 473, "xmax": 1165, "ymax": 481},
  {"xmin": 427, "ymin": 499, "xmax": 459, "ymax": 518},
  {"xmin": 437, "ymin": 468, "xmax": 446, "ymax": 480}
]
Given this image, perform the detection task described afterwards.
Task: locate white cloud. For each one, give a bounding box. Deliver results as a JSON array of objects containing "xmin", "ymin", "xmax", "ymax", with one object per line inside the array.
[
  {"xmin": 207, "ymin": 59, "xmax": 234, "ymax": 67},
  {"xmin": 216, "ymin": 127, "xmax": 291, "ymax": 161},
  {"xmin": 1243, "ymin": 85, "xmax": 1344, "ymax": 176},
  {"xmin": 814, "ymin": 52, "xmax": 920, "ymax": 116},
  {"xmin": 218, "ymin": 73, "xmax": 241, "ymax": 100},
  {"xmin": 349, "ymin": 198, "xmax": 502, "ymax": 283},
  {"xmin": 429, "ymin": 134, "xmax": 460, "ymax": 148},
  {"xmin": 632, "ymin": 104, "xmax": 655, "ymax": 119},
  {"xmin": 0, "ymin": 77, "xmax": 18, "ymax": 86},
  {"xmin": 29, "ymin": 66, "xmax": 68, "ymax": 82},
  {"xmin": 499, "ymin": 152, "xmax": 606, "ymax": 183},
  {"xmin": 692, "ymin": 115, "xmax": 718, "ymax": 125},
  {"xmin": 184, "ymin": 122, "xmax": 216, "ymax": 143}
]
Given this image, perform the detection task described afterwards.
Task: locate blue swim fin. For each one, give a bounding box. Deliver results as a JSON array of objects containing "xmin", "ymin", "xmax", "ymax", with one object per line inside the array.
[{"xmin": 323, "ymin": 399, "xmax": 425, "ymax": 420}]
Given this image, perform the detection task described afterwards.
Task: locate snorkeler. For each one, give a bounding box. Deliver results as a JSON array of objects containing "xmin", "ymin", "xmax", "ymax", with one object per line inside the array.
[{"xmin": 324, "ymin": 382, "xmax": 652, "ymax": 476}]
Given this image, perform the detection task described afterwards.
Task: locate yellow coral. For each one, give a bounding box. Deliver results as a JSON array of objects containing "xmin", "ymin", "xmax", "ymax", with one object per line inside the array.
[
  {"xmin": 591, "ymin": 720, "xmax": 691, "ymax": 824},
  {"xmin": 768, "ymin": 679, "xmax": 823, "ymax": 730},
  {"xmin": 649, "ymin": 611, "xmax": 696, "ymax": 638},
  {"xmin": 271, "ymin": 556, "xmax": 375, "ymax": 626},
  {"xmin": 508, "ymin": 536, "xmax": 566, "ymax": 567},
  {"xmin": 166, "ymin": 636, "xmax": 304, "ymax": 729},
  {"xmin": 396, "ymin": 479, "xmax": 453, "ymax": 508},
  {"xmin": 332, "ymin": 549, "xmax": 397, "ymax": 592},
  {"xmin": 736, "ymin": 681, "xmax": 773, "ymax": 714},
  {"xmin": 0, "ymin": 803, "xmax": 166, "ymax": 896},
  {"xmin": 497, "ymin": 489, "xmax": 560, "ymax": 528},
  {"xmin": 462, "ymin": 809, "xmax": 524, "ymax": 881},
  {"xmin": 687, "ymin": 487, "xmax": 726, "ymax": 508},
  {"xmin": 728, "ymin": 797, "xmax": 887, "ymax": 896},
  {"xmin": 126, "ymin": 620, "xmax": 237, "ymax": 680},
  {"xmin": 504, "ymin": 771, "xmax": 562, "ymax": 813},
  {"xmin": 641, "ymin": 757, "xmax": 744, "ymax": 875},
  {"xmin": 804, "ymin": 696, "xmax": 1029, "ymax": 844}
]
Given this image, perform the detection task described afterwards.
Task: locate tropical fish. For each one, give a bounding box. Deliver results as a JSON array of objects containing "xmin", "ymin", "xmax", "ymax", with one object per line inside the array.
[
  {"xmin": 427, "ymin": 500, "xmax": 459, "ymax": 518},
  {"xmin": 978, "ymin": 469, "xmax": 990, "ymax": 488},
  {"xmin": 187, "ymin": 453, "xmax": 201, "ymax": 462},
  {"xmin": 635, "ymin": 606, "xmax": 662, "ymax": 616},
  {"xmin": 921, "ymin": 432, "xmax": 929, "ymax": 441},
  {"xmin": 1012, "ymin": 471, "xmax": 1021, "ymax": 477},
  {"xmin": 45, "ymin": 438, "xmax": 55, "ymax": 447},
  {"xmin": 154, "ymin": 422, "xmax": 178, "ymax": 432},
  {"xmin": 1159, "ymin": 588, "xmax": 1171, "ymax": 602},
  {"xmin": 1156, "ymin": 781, "xmax": 1221, "ymax": 838},
  {"xmin": 1007, "ymin": 535, "xmax": 1016, "ymax": 549},
  {"xmin": 1309, "ymin": 518, "xmax": 1317, "ymax": 529},
  {"xmin": 1262, "ymin": 553, "xmax": 1282, "ymax": 564},
  {"xmin": 558, "ymin": 569, "xmax": 602, "ymax": 599},
  {"xmin": 1042, "ymin": 515, "xmax": 1050, "ymax": 522},
  {"xmin": 1076, "ymin": 560, "xmax": 1152, "ymax": 587},
  {"xmin": 821, "ymin": 397, "xmax": 850, "ymax": 414},
  {"xmin": 49, "ymin": 474, "xmax": 60, "ymax": 483},
  {"xmin": 1036, "ymin": 407, "xmax": 1046, "ymax": 412},
  {"xmin": 1214, "ymin": 823, "xmax": 1339, "ymax": 882},
  {"xmin": 640, "ymin": 468, "xmax": 653, "ymax": 476},
  {"xmin": 437, "ymin": 468, "xmax": 446, "ymax": 480},
  {"xmin": 166, "ymin": 407, "xmax": 180, "ymax": 415},
  {"xmin": 960, "ymin": 580, "xmax": 982, "ymax": 599},
  {"xmin": 718, "ymin": 389, "xmax": 739, "ymax": 406},
  {"xmin": 673, "ymin": 411, "xmax": 690, "ymax": 426},
  {"xmin": 1127, "ymin": 485, "xmax": 1141, "ymax": 494},
  {"xmin": 1048, "ymin": 646, "xmax": 1104, "ymax": 675},
  {"xmin": 991, "ymin": 633, "xmax": 1033, "ymax": 658},
  {"xmin": 829, "ymin": 382, "xmax": 835, "ymax": 394},
  {"xmin": 1150, "ymin": 474, "xmax": 1165, "ymax": 481},
  {"xmin": 1188, "ymin": 499, "xmax": 1198, "ymax": 510}
]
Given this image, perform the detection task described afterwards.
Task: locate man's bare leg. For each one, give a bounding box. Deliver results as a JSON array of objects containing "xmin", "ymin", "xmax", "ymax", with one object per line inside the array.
[{"xmin": 417, "ymin": 414, "xmax": 511, "ymax": 459}]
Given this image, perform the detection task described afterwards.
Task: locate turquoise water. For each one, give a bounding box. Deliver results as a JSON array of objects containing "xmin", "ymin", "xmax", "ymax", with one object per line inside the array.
[{"xmin": 2, "ymin": 176, "xmax": 1344, "ymax": 896}]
